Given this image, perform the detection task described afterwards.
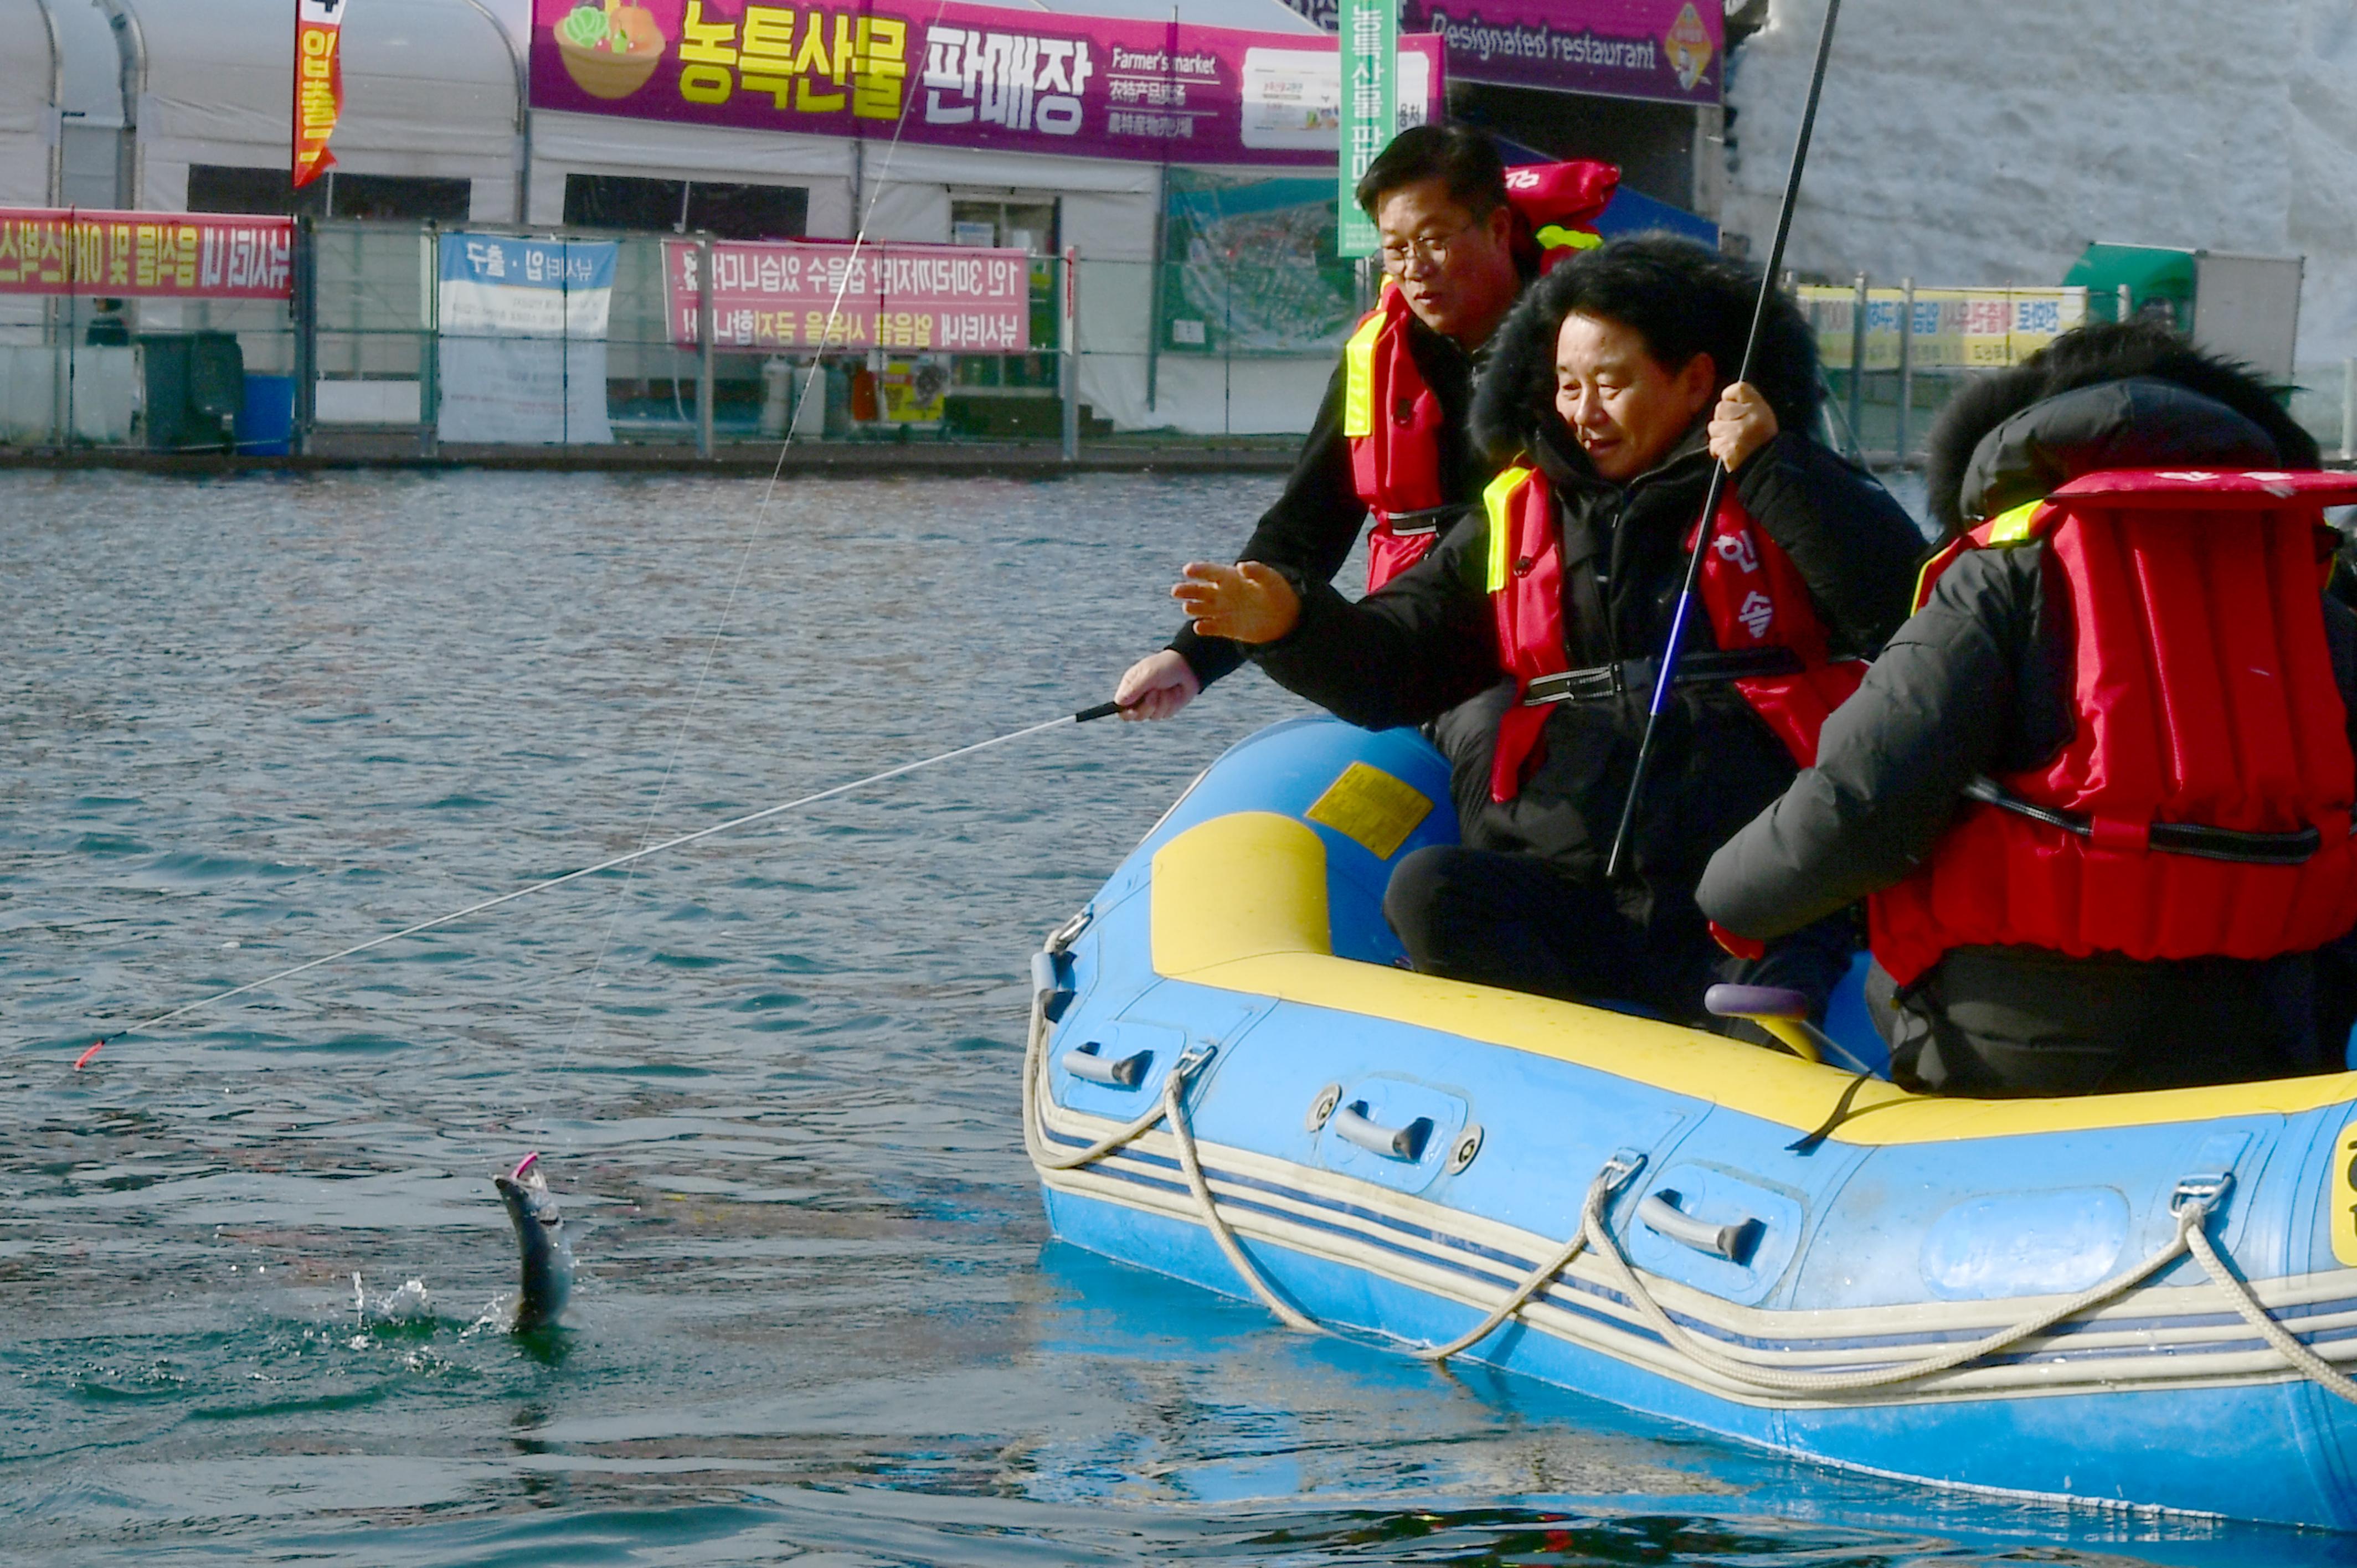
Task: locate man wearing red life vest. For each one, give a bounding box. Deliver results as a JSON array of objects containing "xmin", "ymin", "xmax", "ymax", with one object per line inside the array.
[
  {"xmin": 1700, "ymin": 323, "xmax": 2357, "ymax": 1094},
  {"xmin": 1174, "ymin": 237, "xmax": 1923, "ymax": 1025},
  {"xmin": 1111, "ymin": 127, "xmax": 1616, "ymax": 721}
]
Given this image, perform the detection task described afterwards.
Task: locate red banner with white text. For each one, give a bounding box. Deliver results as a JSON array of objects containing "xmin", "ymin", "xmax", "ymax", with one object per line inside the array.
[
  {"xmin": 294, "ymin": 0, "xmax": 350, "ymax": 189},
  {"xmin": 0, "ymin": 209, "xmax": 295, "ymax": 298},
  {"xmin": 664, "ymin": 239, "xmax": 1030, "ymax": 352}
]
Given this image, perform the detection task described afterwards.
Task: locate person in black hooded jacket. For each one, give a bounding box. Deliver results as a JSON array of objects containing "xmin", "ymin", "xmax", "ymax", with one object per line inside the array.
[
  {"xmin": 1699, "ymin": 322, "xmax": 2357, "ymax": 1095},
  {"xmin": 1168, "ymin": 235, "xmax": 1923, "ymax": 1025}
]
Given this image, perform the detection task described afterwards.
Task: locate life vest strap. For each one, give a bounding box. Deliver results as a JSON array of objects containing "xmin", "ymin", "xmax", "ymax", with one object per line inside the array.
[
  {"xmin": 1962, "ymin": 776, "xmax": 2328, "ymax": 866},
  {"xmin": 1521, "ymin": 647, "xmax": 1805, "ymax": 708},
  {"xmin": 1375, "ymin": 501, "xmax": 1471, "ymax": 538}
]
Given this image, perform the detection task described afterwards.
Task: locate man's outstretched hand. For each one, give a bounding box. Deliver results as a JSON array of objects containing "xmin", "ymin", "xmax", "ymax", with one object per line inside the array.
[
  {"xmin": 1112, "ymin": 649, "xmax": 1202, "ymax": 722},
  {"xmin": 1172, "ymin": 561, "xmax": 1301, "ymax": 645}
]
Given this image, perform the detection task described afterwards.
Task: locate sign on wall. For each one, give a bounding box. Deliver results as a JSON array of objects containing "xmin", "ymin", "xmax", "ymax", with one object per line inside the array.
[
  {"xmin": 530, "ymin": 0, "xmax": 1444, "ymax": 167},
  {"xmin": 1283, "ymin": 2, "xmax": 1725, "ymax": 107},
  {"xmin": 438, "ymin": 233, "xmax": 617, "ymax": 445},
  {"xmin": 662, "ymin": 239, "xmax": 1030, "ymax": 353},
  {"xmin": 1800, "ymin": 285, "xmax": 2089, "ymax": 369},
  {"xmin": 0, "ymin": 209, "xmax": 292, "ymax": 298},
  {"xmin": 1336, "ymin": 0, "xmax": 1395, "ymax": 255}
]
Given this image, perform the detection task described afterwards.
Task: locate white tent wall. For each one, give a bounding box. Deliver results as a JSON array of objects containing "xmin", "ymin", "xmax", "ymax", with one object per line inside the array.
[
  {"xmin": 121, "ymin": 0, "xmax": 523, "ymax": 224},
  {"xmin": 2, "ymin": 0, "xmax": 60, "ymax": 208},
  {"xmin": 0, "ymin": 0, "xmax": 62, "ymax": 343}
]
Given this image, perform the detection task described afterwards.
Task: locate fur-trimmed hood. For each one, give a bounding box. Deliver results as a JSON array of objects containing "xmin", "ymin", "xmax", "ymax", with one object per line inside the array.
[
  {"xmin": 1922, "ymin": 322, "xmax": 2319, "ymax": 539},
  {"xmin": 1469, "ymin": 233, "xmax": 1821, "ymax": 479}
]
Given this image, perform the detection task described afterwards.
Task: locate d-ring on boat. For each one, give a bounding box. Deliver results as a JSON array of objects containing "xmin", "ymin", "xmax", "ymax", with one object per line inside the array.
[{"xmin": 1025, "ymin": 708, "xmax": 2357, "ymax": 1528}]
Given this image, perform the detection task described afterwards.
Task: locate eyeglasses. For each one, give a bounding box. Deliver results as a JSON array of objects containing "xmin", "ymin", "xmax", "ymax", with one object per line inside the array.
[{"xmin": 1378, "ymin": 214, "xmax": 1485, "ymax": 273}]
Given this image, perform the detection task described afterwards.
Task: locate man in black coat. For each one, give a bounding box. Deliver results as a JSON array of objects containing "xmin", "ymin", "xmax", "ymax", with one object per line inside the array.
[
  {"xmin": 1170, "ymin": 236, "xmax": 1924, "ymax": 1024},
  {"xmin": 1699, "ymin": 323, "xmax": 2357, "ymax": 1094},
  {"xmin": 1110, "ymin": 127, "xmax": 1557, "ymax": 722}
]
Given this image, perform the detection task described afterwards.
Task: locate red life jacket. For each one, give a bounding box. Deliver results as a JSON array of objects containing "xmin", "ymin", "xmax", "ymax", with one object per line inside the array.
[
  {"xmin": 1480, "ymin": 462, "xmax": 1864, "ymax": 803},
  {"xmin": 1868, "ymin": 468, "xmax": 2357, "ymax": 988},
  {"xmin": 1342, "ymin": 161, "xmax": 1618, "ymax": 592}
]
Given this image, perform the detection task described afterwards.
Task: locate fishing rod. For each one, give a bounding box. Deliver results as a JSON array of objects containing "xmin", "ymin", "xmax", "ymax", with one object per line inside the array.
[
  {"xmin": 1603, "ymin": 0, "xmax": 1845, "ymax": 883},
  {"xmin": 74, "ymin": 700, "xmax": 1126, "ymax": 1060}
]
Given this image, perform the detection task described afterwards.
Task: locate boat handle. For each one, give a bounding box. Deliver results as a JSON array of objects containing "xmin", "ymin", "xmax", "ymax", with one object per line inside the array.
[
  {"xmin": 1332, "ymin": 1101, "xmax": 1433, "ymax": 1162},
  {"xmin": 1637, "ymin": 1190, "xmax": 1759, "ymax": 1263},
  {"xmin": 1061, "ymin": 1041, "xmax": 1151, "ymax": 1089}
]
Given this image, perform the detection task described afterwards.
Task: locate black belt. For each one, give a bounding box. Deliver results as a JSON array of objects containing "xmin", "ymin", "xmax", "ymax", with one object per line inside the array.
[
  {"xmin": 1963, "ymin": 776, "xmax": 2328, "ymax": 865},
  {"xmin": 1374, "ymin": 502, "xmax": 1471, "ymax": 539},
  {"xmin": 1522, "ymin": 647, "xmax": 1805, "ymax": 707}
]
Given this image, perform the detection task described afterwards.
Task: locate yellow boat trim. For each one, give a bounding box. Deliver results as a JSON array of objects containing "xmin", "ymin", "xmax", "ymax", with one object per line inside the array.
[{"xmin": 1147, "ymin": 813, "xmax": 2357, "ymax": 1145}]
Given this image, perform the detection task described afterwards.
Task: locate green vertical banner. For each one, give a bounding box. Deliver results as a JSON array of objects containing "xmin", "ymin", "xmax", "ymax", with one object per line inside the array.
[{"xmin": 1337, "ymin": 0, "xmax": 1396, "ymax": 257}]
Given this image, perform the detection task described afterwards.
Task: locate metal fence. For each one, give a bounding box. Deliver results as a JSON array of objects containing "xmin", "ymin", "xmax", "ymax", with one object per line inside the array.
[{"xmin": 3, "ymin": 224, "xmax": 2351, "ymax": 463}]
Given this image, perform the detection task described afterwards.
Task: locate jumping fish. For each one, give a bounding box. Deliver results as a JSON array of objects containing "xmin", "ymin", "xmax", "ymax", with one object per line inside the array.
[{"xmin": 494, "ymin": 1152, "xmax": 574, "ymax": 1330}]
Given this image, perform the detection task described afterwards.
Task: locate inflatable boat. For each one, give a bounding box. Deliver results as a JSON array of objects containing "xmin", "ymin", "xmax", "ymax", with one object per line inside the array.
[{"xmin": 1025, "ymin": 715, "xmax": 2357, "ymax": 1528}]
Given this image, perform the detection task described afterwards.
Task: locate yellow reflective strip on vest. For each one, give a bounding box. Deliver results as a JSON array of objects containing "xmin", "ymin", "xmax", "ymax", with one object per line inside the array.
[
  {"xmin": 1342, "ymin": 309, "xmax": 1386, "ymax": 439},
  {"xmin": 1484, "ymin": 465, "xmax": 1533, "ymax": 594},
  {"xmin": 1533, "ymin": 224, "xmax": 1603, "ymax": 254},
  {"xmin": 1983, "ymin": 498, "xmax": 2047, "ymax": 544}
]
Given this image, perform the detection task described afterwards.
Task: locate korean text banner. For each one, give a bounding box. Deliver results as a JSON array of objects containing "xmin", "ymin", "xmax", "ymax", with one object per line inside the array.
[
  {"xmin": 294, "ymin": 0, "xmax": 351, "ymax": 190},
  {"xmin": 1800, "ymin": 285, "xmax": 2088, "ymax": 370},
  {"xmin": 438, "ymin": 234, "xmax": 617, "ymax": 445},
  {"xmin": 1400, "ymin": 1, "xmax": 1722, "ymax": 105},
  {"xmin": 0, "ymin": 209, "xmax": 293, "ymax": 298},
  {"xmin": 531, "ymin": 0, "xmax": 1444, "ymax": 166},
  {"xmin": 663, "ymin": 239, "xmax": 1028, "ymax": 353}
]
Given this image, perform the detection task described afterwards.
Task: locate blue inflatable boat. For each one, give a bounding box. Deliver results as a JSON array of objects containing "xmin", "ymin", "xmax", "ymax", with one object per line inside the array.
[{"xmin": 1025, "ymin": 716, "xmax": 2357, "ymax": 1528}]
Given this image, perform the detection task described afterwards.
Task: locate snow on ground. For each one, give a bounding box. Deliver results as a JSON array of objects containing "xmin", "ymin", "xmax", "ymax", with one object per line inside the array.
[{"xmin": 1723, "ymin": 0, "xmax": 2357, "ymax": 445}]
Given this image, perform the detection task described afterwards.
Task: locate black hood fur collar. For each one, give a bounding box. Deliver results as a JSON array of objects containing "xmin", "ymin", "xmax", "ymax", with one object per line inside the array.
[{"xmin": 1922, "ymin": 322, "xmax": 2318, "ymax": 539}]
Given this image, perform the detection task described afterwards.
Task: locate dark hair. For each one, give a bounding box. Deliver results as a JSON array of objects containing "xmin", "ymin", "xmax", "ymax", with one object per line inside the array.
[
  {"xmin": 1471, "ymin": 232, "xmax": 1820, "ymax": 468},
  {"xmin": 1922, "ymin": 321, "xmax": 2320, "ymax": 537},
  {"xmin": 1354, "ymin": 125, "xmax": 1509, "ymax": 219}
]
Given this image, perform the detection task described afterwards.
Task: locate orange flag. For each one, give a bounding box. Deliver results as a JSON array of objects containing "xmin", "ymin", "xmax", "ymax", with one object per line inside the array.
[{"xmin": 292, "ymin": 0, "xmax": 349, "ymax": 190}]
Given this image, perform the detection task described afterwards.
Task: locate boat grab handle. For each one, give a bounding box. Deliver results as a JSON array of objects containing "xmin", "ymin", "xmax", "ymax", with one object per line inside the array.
[
  {"xmin": 1638, "ymin": 1190, "xmax": 1760, "ymax": 1263},
  {"xmin": 1333, "ymin": 1101, "xmax": 1433, "ymax": 1162},
  {"xmin": 1061, "ymin": 1041, "xmax": 1151, "ymax": 1089}
]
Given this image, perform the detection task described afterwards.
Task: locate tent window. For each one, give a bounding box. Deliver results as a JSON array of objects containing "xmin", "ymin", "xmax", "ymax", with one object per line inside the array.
[
  {"xmin": 562, "ymin": 175, "xmax": 807, "ymax": 240},
  {"xmin": 186, "ymin": 166, "xmax": 470, "ymax": 221}
]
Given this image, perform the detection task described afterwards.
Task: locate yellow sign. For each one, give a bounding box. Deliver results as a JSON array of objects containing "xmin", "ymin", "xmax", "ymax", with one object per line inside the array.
[
  {"xmin": 1305, "ymin": 762, "xmax": 1432, "ymax": 861},
  {"xmin": 1798, "ymin": 285, "xmax": 2088, "ymax": 370},
  {"xmin": 2332, "ymin": 1118, "xmax": 2357, "ymax": 1267}
]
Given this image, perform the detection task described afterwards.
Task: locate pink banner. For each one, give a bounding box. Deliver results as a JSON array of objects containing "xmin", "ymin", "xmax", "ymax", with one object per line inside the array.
[
  {"xmin": 665, "ymin": 239, "xmax": 1030, "ymax": 352},
  {"xmin": 533, "ymin": 0, "xmax": 1444, "ymax": 166},
  {"xmin": 0, "ymin": 208, "xmax": 294, "ymax": 299},
  {"xmin": 1399, "ymin": 1, "xmax": 1721, "ymax": 103}
]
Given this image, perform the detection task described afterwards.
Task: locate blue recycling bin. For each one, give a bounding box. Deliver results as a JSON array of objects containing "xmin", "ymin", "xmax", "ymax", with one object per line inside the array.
[{"xmin": 238, "ymin": 374, "xmax": 296, "ymax": 456}]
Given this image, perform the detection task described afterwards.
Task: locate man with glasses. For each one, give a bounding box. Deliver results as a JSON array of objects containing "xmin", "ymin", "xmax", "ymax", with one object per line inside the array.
[{"xmin": 1111, "ymin": 126, "xmax": 1614, "ymax": 721}]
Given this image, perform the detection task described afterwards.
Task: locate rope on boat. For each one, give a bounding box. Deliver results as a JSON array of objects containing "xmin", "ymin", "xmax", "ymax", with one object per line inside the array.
[
  {"xmin": 1026, "ymin": 922, "xmax": 2357, "ymax": 1399},
  {"xmin": 2185, "ymin": 1211, "xmax": 2357, "ymax": 1407}
]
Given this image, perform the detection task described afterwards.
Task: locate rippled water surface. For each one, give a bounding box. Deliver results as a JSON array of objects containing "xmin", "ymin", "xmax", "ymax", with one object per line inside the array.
[{"xmin": 2, "ymin": 470, "xmax": 2343, "ymax": 1565}]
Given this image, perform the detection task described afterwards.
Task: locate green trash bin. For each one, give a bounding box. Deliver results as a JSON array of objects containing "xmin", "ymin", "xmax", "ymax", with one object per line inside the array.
[{"xmin": 137, "ymin": 331, "xmax": 245, "ymax": 452}]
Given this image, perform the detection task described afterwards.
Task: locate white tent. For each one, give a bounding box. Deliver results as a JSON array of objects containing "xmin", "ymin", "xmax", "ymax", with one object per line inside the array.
[
  {"xmin": 102, "ymin": 0, "xmax": 525, "ymax": 220},
  {"xmin": 0, "ymin": 0, "xmax": 60, "ymax": 208}
]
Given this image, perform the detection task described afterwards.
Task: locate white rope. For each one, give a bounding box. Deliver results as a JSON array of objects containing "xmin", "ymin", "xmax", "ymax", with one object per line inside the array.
[
  {"xmin": 1030, "ymin": 988, "xmax": 2357, "ymax": 1399},
  {"xmin": 2184, "ymin": 1210, "xmax": 2357, "ymax": 1407},
  {"xmin": 105, "ymin": 714, "xmax": 1083, "ymax": 1041},
  {"xmin": 1574, "ymin": 1168, "xmax": 2203, "ymax": 1396}
]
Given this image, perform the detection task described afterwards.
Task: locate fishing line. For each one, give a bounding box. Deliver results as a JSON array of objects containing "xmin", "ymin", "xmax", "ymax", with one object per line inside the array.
[
  {"xmin": 545, "ymin": 0, "xmax": 964, "ymax": 1072},
  {"xmin": 81, "ymin": 702, "xmax": 1124, "ymax": 1055},
  {"xmin": 1603, "ymin": 0, "xmax": 1845, "ymax": 881}
]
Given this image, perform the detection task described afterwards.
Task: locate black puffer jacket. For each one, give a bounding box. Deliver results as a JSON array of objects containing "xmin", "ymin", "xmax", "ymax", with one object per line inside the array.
[
  {"xmin": 1251, "ymin": 277, "xmax": 1923, "ymax": 905},
  {"xmin": 1165, "ymin": 292, "xmax": 1494, "ymax": 689},
  {"xmin": 1699, "ymin": 328, "xmax": 2356, "ymax": 1094}
]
